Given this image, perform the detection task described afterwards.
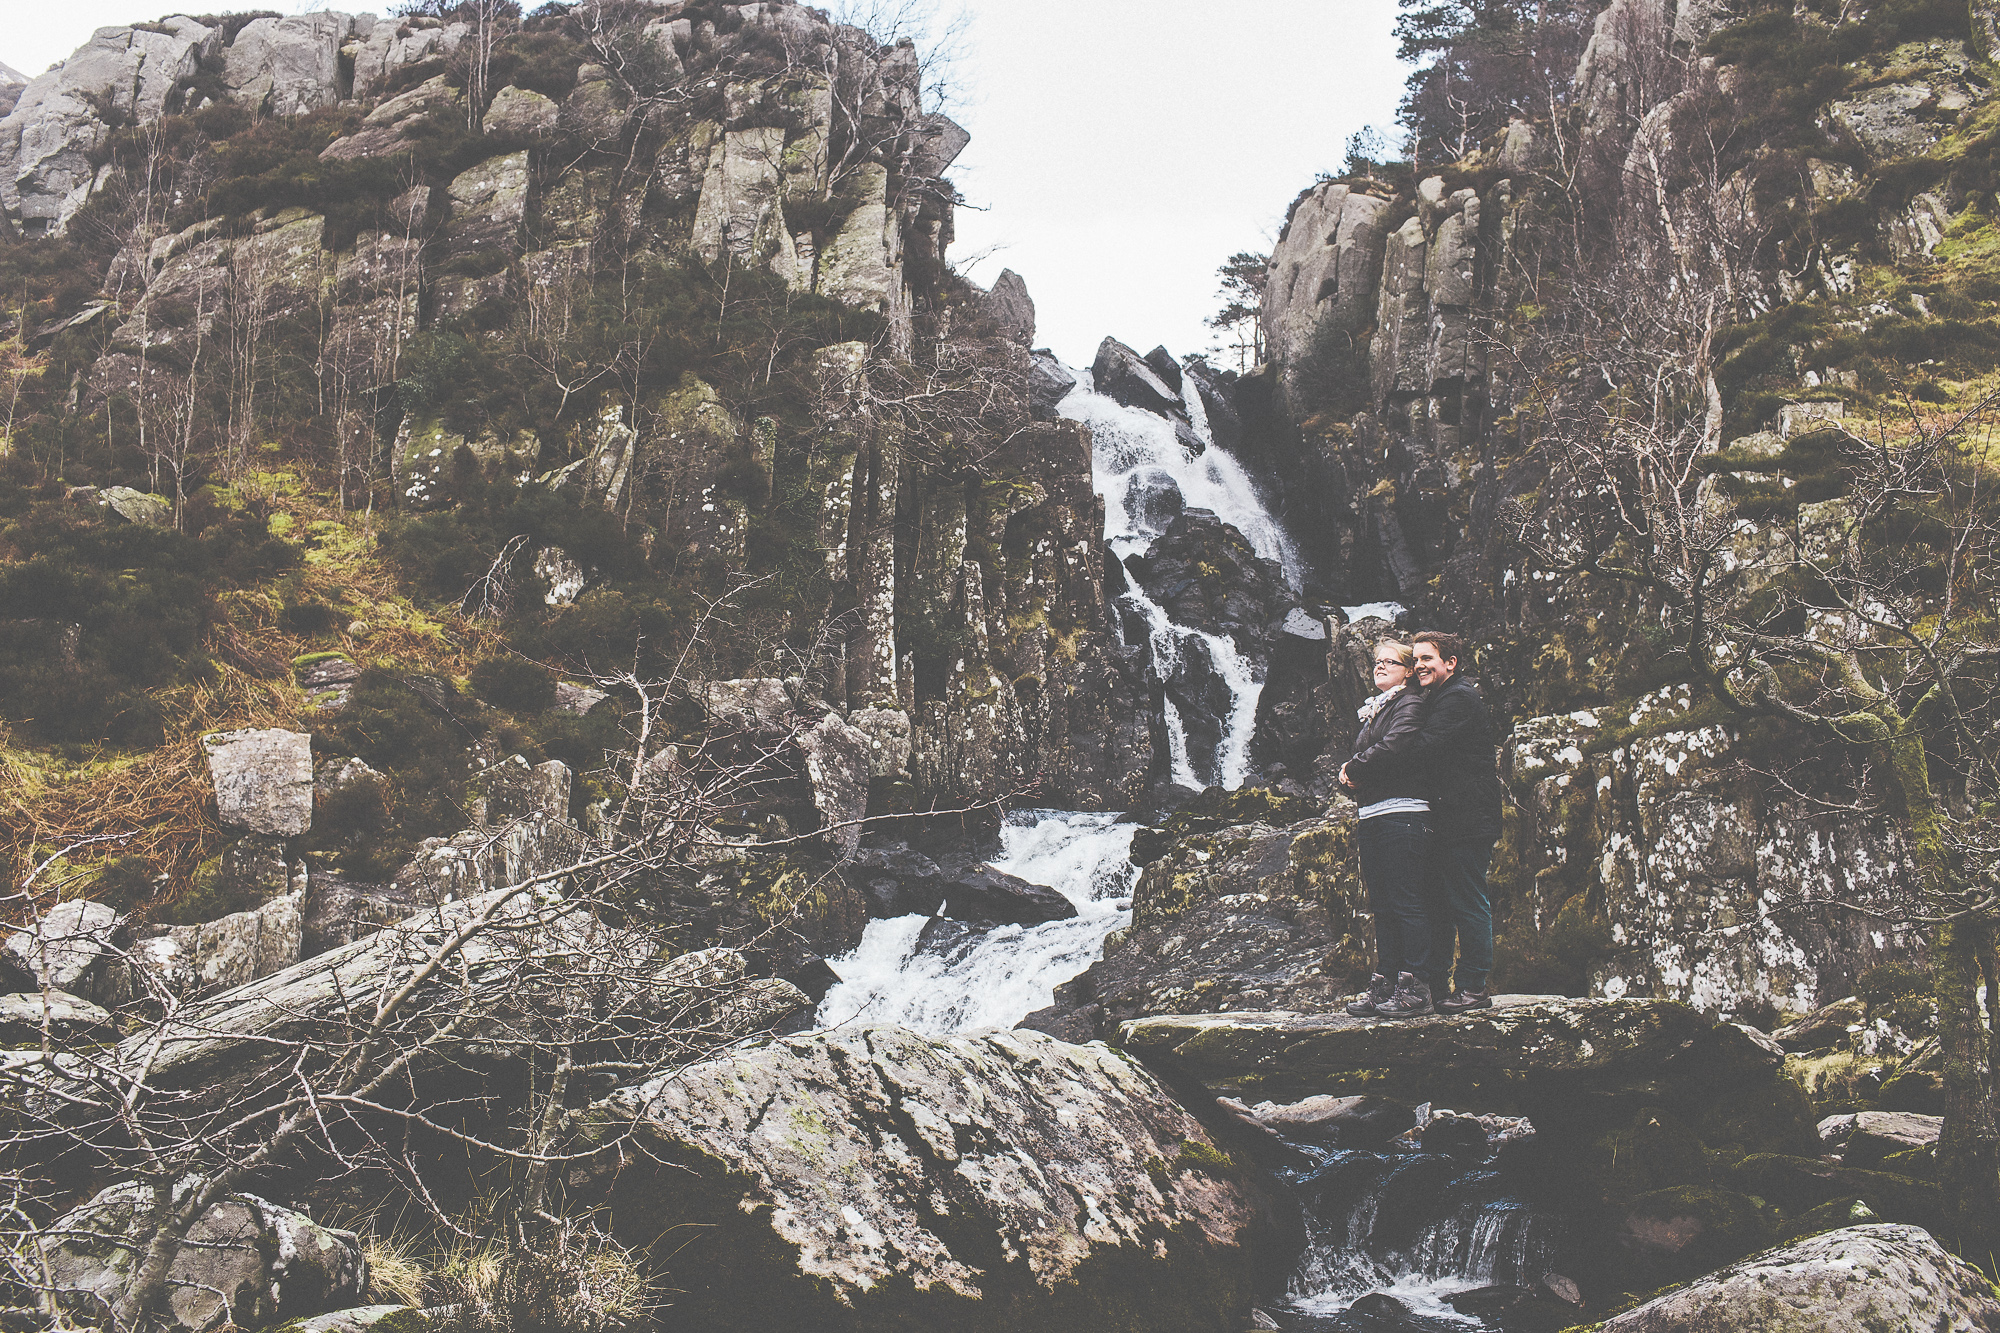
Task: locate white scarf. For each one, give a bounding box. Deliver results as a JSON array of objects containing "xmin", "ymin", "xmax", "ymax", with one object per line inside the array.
[{"xmin": 1356, "ymin": 682, "xmax": 1406, "ymax": 725}]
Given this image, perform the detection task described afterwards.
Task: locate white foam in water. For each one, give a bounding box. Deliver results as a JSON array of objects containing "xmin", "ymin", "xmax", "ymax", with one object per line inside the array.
[
  {"xmin": 1343, "ymin": 601, "xmax": 1408, "ymax": 624},
  {"xmin": 1054, "ymin": 363, "xmax": 1299, "ymax": 790},
  {"xmin": 1284, "ymin": 1157, "xmax": 1558, "ymax": 1327},
  {"xmin": 1058, "ymin": 364, "xmax": 1299, "ymax": 582},
  {"xmin": 814, "ymin": 811, "xmax": 1138, "ymax": 1034}
]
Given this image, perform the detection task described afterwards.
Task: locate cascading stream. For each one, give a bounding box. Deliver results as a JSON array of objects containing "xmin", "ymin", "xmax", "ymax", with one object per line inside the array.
[
  {"xmin": 816, "ymin": 354, "xmax": 1307, "ymax": 1038},
  {"xmin": 814, "ymin": 811, "xmax": 1138, "ymax": 1034},
  {"xmin": 1057, "ymin": 365, "xmax": 1298, "ymax": 792},
  {"xmin": 1280, "ymin": 1139, "xmax": 1572, "ymax": 1331}
]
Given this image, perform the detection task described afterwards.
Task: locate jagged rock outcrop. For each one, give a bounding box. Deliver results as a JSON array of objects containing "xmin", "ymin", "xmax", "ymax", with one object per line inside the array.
[
  {"xmin": 224, "ymin": 13, "xmax": 358, "ymax": 117},
  {"xmin": 1595, "ymin": 1223, "xmax": 2000, "ymax": 1332},
  {"xmin": 1505, "ymin": 685, "xmax": 1923, "ymax": 1015},
  {"xmin": 590, "ymin": 1024, "xmax": 1274, "ymax": 1332},
  {"xmin": 0, "ymin": 18, "xmax": 219, "ymax": 235}
]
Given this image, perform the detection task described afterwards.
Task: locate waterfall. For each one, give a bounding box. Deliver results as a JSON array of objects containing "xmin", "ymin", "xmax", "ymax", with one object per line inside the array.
[
  {"xmin": 1281, "ymin": 1144, "xmax": 1569, "ymax": 1327},
  {"xmin": 814, "ymin": 811, "xmax": 1138, "ymax": 1033},
  {"xmin": 1056, "ymin": 365, "xmax": 1298, "ymax": 792}
]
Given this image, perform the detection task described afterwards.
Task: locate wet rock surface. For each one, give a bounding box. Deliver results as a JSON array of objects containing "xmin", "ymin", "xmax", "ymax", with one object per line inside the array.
[
  {"xmin": 1117, "ymin": 997, "xmax": 1808, "ymax": 1125},
  {"xmin": 840, "ymin": 843, "xmax": 1075, "ymax": 925},
  {"xmin": 1023, "ymin": 790, "xmax": 1364, "ymax": 1040},
  {"xmin": 591, "ymin": 1024, "xmax": 1271, "ymax": 1331}
]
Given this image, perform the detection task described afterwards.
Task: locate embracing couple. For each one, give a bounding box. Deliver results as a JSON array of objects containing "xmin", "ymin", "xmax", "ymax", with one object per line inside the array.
[{"xmin": 1337, "ymin": 630, "xmax": 1505, "ymax": 1020}]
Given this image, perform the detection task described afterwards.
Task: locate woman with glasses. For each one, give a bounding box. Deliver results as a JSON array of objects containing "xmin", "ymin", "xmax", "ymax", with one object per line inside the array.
[{"xmin": 1337, "ymin": 640, "xmax": 1437, "ymax": 1018}]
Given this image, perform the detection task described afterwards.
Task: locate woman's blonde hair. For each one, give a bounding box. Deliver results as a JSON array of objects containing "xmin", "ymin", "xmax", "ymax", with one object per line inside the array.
[{"xmin": 1374, "ymin": 639, "xmax": 1414, "ymax": 667}]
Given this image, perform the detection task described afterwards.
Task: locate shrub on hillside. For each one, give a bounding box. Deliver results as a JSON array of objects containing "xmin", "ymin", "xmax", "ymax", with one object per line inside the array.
[{"xmin": 471, "ymin": 655, "xmax": 557, "ymax": 713}]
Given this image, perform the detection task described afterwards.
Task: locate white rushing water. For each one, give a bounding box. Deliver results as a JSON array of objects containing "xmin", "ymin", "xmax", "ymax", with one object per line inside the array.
[
  {"xmin": 1283, "ymin": 1147, "xmax": 1566, "ymax": 1327},
  {"xmin": 814, "ymin": 811, "xmax": 1138, "ymax": 1034},
  {"xmin": 1055, "ymin": 365, "xmax": 1298, "ymax": 791}
]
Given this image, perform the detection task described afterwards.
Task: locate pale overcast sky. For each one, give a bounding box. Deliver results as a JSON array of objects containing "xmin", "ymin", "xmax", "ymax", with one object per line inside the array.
[{"xmin": 4, "ymin": 0, "xmax": 1407, "ymax": 365}]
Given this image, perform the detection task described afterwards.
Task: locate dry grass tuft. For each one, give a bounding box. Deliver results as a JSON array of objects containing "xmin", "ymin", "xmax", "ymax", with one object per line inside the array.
[{"xmin": 364, "ymin": 1233, "xmax": 433, "ymax": 1307}]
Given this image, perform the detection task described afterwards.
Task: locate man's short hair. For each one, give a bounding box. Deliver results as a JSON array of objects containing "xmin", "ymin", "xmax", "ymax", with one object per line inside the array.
[{"xmin": 1413, "ymin": 630, "xmax": 1466, "ymax": 665}]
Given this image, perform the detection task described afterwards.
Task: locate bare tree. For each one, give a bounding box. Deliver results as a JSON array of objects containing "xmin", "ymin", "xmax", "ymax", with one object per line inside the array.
[
  {"xmin": 0, "ymin": 608, "xmax": 870, "ymax": 1332},
  {"xmin": 1503, "ymin": 46, "xmax": 2000, "ymax": 1243}
]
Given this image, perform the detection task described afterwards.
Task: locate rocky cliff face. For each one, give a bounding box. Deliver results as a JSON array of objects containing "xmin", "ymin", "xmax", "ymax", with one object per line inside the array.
[
  {"xmin": 0, "ymin": 0, "xmax": 1154, "ymax": 820},
  {"xmin": 1238, "ymin": 0, "xmax": 1989, "ymax": 1015}
]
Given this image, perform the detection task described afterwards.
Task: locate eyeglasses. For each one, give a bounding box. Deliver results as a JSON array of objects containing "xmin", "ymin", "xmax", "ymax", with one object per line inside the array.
[{"xmin": 1373, "ymin": 661, "xmax": 1402, "ymax": 669}]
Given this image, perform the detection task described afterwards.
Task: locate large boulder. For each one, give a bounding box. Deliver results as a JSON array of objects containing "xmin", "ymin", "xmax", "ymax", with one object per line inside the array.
[
  {"xmin": 442, "ymin": 150, "xmax": 531, "ymax": 262},
  {"xmin": 1092, "ymin": 336, "xmax": 1182, "ymax": 416},
  {"xmin": 974, "ymin": 268, "xmax": 1035, "ymax": 345},
  {"xmin": 96, "ymin": 486, "xmax": 172, "ymax": 526},
  {"xmin": 45, "ymin": 1182, "xmax": 366, "ymax": 1333},
  {"xmin": 0, "ymin": 989, "xmax": 116, "ymax": 1045},
  {"xmin": 841, "ymin": 844, "xmax": 1075, "ymax": 925},
  {"xmin": 938, "ymin": 865, "xmax": 1076, "ymax": 926},
  {"xmin": 591, "ymin": 1024, "xmax": 1272, "ymax": 1331},
  {"xmin": 1597, "ymin": 1224, "xmax": 2000, "ymax": 1332},
  {"xmin": 1028, "ymin": 351, "xmax": 1078, "ymax": 420},
  {"xmin": 1826, "ymin": 1110, "xmax": 1942, "ymax": 1168},
  {"xmin": 204, "ymin": 729, "xmax": 314, "ymax": 837},
  {"xmin": 798, "ymin": 711, "xmax": 870, "ymax": 856},
  {"xmin": 300, "ymin": 871, "xmax": 417, "ymax": 958},
  {"xmin": 223, "ymin": 13, "xmax": 355, "ymax": 118},
  {"xmin": 6, "ymin": 900, "xmax": 122, "ymax": 992}
]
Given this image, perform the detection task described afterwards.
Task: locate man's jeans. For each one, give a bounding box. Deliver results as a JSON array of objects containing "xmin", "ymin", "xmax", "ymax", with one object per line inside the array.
[
  {"xmin": 1358, "ymin": 811, "xmax": 1431, "ymax": 979},
  {"xmin": 1428, "ymin": 835, "xmax": 1496, "ymax": 994}
]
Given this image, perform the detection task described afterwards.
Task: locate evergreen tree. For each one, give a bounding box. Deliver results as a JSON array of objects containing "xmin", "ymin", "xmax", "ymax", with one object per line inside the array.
[{"xmin": 1395, "ymin": 0, "xmax": 1594, "ymax": 167}]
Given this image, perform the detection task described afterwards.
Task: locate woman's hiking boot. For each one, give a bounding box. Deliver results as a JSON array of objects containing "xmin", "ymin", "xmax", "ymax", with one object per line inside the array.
[
  {"xmin": 1345, "ymin": 974, "xmax": 1393, "ymax": 1017},
  {"xmin": 1436, "ymin": 989, "xmax": 1492, "ymax": 1014},
  {"xmin": 1373, "ymin": 973, "xmax": 1433, "ymax": 1018}
]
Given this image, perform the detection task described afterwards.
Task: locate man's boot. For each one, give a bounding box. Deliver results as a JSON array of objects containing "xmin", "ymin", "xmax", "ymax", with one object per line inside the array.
[
  {"xmin": 1373, "ymin": 972, "xmax": 1434, "ymax": 1018},
  {"xmin": 1437, "ymin": 989, "xmax": 1493, "ymax": 1014},
  {"xmin": 1345, "ymin": 974, "xmax": 1393, "ymax": 1017}
]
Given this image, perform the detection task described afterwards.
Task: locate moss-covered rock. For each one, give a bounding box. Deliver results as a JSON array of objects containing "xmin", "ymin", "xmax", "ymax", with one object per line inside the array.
[
  {"xmin": 1592, "ymin": 1224, "xmax": 2000, "ymax": 1332},
  {"xmin": 587, "ymin": 1025, "xmax": 1273, "ymax": 1332},
  {"xmin": 1023, "ymin": 807, "xmax": 1365, "ymax": 1040},
  {"xmin": 1724, "ymin": 1153, "xmax": 1944, "ymax": 1232},
  {"xmin": 1617, "ymin": 1186, "xmax": 1778, "ymax": 1282}
]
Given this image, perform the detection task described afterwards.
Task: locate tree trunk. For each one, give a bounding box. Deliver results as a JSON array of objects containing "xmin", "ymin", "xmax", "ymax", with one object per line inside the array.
[
  {"xmin": 1935, "ymin": 915, "xmax": 1998, "ymax": 1248},
  {"xmin": 1888, "ymin": 720, "xmax": 2000, "ymax": 1247}
]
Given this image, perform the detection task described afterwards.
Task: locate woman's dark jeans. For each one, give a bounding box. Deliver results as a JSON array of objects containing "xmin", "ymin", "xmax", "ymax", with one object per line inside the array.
[{"xmin": 1358, "ymin": 810, "xmax": 1431, "ymax": 979}]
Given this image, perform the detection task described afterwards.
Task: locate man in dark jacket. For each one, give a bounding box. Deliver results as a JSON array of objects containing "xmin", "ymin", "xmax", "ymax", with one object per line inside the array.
[{"xmin": 1408, "ymin": 631, "xmax": 1504, "ymax": 1013}]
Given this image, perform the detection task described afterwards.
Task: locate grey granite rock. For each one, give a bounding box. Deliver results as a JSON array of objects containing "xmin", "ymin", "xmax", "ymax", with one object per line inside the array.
[
  {"xmin": 591, "ymin": 1024, "xmax": 1267, "ymax": 1330},
  {"xmin": 45, "ymin": 1181, "xmax": 365, "ymax": 1333},
  {"xmin": 204, "ymin": 729, "xmax": 314, "ymax": 837},
  {"xmin": 1598, "ymin": 1223, "xmax": 2000, "ymax": 1332}
]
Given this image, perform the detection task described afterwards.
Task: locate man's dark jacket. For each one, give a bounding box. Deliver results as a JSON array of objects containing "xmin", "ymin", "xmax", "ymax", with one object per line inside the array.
[
  {"xmin": 1410, "ymin": 675, "xmax": 1504, "ymax": 841},
  {"xmin": 1343, "ymin": 687, "xmax": 1429, "ymax": 807}
]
